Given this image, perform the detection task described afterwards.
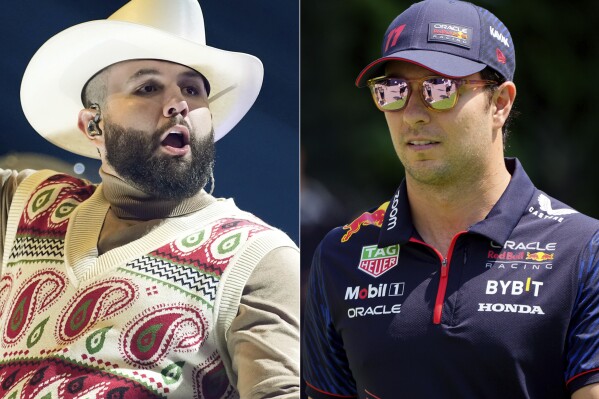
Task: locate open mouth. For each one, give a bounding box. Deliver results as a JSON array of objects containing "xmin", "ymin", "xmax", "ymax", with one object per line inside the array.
[
  {"xmin": 160, "ymin": 125, "xmax": 191, "ymax": 155},
  {"xmin": 162, "ymin": 131, "xmax": 187, "ymax": 148}
]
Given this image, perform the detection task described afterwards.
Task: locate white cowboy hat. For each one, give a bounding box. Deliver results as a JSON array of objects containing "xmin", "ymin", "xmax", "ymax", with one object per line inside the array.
[{"xmin": 20, "ymin": 0, "xmax": 264, "ymax": 159}]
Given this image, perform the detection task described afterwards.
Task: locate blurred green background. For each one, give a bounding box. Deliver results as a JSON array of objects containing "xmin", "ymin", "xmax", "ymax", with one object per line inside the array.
[{"xmin": 301, "ymin": 0, "xmax": 599, "ymax": 261}]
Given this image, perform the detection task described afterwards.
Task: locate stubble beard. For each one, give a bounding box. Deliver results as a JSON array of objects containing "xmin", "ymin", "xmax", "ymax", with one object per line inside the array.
[
  {"xmin": 401, "ymin": 144, "xmax": 485, "ymax": 190},
  {"xmin": 103, "ymin": 117, "xmax": 215, "ymax": 200}
]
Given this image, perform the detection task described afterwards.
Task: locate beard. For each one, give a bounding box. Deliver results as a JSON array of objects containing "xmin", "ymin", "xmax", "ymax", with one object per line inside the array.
[{"xmin": 103, "ymin": 117, "xmax": 215, "ymax": 200}]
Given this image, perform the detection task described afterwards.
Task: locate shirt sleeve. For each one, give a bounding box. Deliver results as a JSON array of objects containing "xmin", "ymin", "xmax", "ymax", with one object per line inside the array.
[
  {"xmin": 227, "ymin": 245, "xmax": 300, "ymax": 399},
  {"xmin": 0, "ymin": 169, "xmax": 35, "ymax": 263},
  {"xmin": 302, "ymin": 242, "xmax": 357, "ymax": 399},
  {"xmin": 566, "ymin": 229, "xmax": 599, "ymax": 393}
]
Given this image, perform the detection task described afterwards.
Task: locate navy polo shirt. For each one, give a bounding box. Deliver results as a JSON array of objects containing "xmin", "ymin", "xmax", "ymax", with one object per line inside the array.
[{"xmin": 303, "ymin": 158, "xmax": 599, "ymax": 399}]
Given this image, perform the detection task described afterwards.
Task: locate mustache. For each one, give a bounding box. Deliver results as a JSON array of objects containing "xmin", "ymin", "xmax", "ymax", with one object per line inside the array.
[{"xmin": 153, "ymin": 116, "xmax": 192, "ymax": 140}]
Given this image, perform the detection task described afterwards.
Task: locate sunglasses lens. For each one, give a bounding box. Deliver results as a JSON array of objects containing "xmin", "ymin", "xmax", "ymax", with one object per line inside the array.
[
  {"xmin": 369, "ymin": 77, "xmax": 465, "ymax": 111},
  {"xmin": 424, "ymin": 78, "xmax": 458, "ymax": 110},
  {"xmin": 370, "ymin": 78, "xmax": 409, "ymax": 111}
]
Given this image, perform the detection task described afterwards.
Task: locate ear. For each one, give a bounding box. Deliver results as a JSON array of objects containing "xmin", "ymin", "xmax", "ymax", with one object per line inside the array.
[
  {"xmin": 492, "ymin": 81, "xmax": 516, "ymax": 130},
  {"xmin": 78, "ymin": 107, "xmax": 106, "ymax": 164},
  {"xmin": 78, "ymin": 107, "xmax": 105, "ymax": 143}
]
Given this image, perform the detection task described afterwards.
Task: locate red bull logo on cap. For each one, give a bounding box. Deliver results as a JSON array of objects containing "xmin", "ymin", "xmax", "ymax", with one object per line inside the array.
[{"xmin": 341, "ymin": 202, "xmax": 388, "ymax": 243}]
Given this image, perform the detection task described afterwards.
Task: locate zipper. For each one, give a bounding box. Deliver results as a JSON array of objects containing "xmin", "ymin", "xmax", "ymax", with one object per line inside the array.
[
  {"xmin": 434, "ymin": 257, "xmax": 449, "ymax": 324},
  {"xmin": 410, "ymin": 231, "xmax": 467, "ymax": 324}
]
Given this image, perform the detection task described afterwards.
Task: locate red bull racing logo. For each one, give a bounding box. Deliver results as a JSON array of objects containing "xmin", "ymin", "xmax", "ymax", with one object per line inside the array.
[
  {"xmin": 341, "ymin": 202, "xmax": 388, "ymax": 243},
  {"xmin": 526, "ymin": 252, "xmax": 554, "ymax": 262}
]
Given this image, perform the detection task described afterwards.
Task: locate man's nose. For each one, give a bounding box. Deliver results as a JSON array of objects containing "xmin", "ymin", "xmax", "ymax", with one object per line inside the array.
[
  {"xmin": 402, "ymin": 86, "xmax": 430, "ymax": 127},
  {"xmin": 164, "ymin": 98, "xmax": 189, "ymax": 118}
]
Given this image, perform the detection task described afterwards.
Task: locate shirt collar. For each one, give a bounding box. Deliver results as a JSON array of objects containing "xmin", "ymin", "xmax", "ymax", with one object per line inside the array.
[{"xmin": 378, "ymin": 158, "xmax": 536, "ymax": 248}]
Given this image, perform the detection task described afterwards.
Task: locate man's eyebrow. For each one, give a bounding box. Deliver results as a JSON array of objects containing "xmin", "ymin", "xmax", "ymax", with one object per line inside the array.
[
  {"xmin": 179, "ymin": 70, "xmax": 205, "ymax": 80},
  {"xmin": 126, "ymin": 68, "xmax": 204, "ymax": 83},
  {"xmin": 127, "ymin": 68, "xmax": 161, "ymax": 83}
]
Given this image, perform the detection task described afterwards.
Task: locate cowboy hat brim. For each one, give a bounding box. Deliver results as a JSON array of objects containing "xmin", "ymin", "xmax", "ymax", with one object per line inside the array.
[{"xmin": 20, "ymin": 20, "xmax": 263, "ymax": 159}]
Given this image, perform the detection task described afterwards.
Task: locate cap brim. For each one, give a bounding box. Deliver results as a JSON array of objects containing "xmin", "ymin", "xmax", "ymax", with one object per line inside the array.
[
  {"xmin": 355, "ymin": 50, "xmax": 487, "ymax": 87},
  {"xmin": 20, "ymin": 20, "xmax": 263, "ymax": 159}
]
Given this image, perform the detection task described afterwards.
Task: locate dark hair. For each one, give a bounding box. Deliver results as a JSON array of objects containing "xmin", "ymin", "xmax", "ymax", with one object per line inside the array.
[
  {"xmin": 479, "ymin": 67, "xmax": 516, "ymax": 144},
  {"xmin": 81, "ymin": 66, "xmax": 110, "ymax": 108}
]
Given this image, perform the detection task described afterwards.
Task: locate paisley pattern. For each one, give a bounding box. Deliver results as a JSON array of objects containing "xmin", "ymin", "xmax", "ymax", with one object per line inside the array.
[
  {"xmin": 120, "ymin": 304, "xmax": 207, "ymax": 367},
  {"xmin": 0, "ymin": 360, "xmax": 158, "ymax": 399},
  {"xmin": 174, "ymin": 229, "xmax": 207, "ymax": 253},
  {"xmin": 49, "ymin": 198, "xmax": 80, "ymax": 225},
  {"xmin": 56, "ymin": 279, "xmax": 137, "ymax": 344},
  {"xmin": 193, "ymin": 353, "xmax": 239, "ymax": 399},
  {"xmin": 22, "ymin": 175, "xmax": 95, "ymax": 231},
  {"xmin": 161, "ymin": 218, "xmax": 269, "ymax": 276},
  {"xmin": 0, "ymin": 174, "xmax": 276, "ymax": 397},
  {"xmin": 26, "ymin": 187, "xmax": 63, "ymax": 220},
  {"xmin": 86, "ymin": 326, "xmax": 113, "ymax": 355},
  {"xmin": 0, "ymin": 276, "xmax": 13, "ymax": 317},
  {"xmin": 26, "ymin": 318, "xmax": 49, "ymax": 349},
  {"xmin": 3, "ymin": 271, "xmax": 66, "ymax": 346},
  {"xmin": 7, "ymin": 175, "xmax": 96, "ymax": 268},
  {"xmin": 161, "ymin": 361, "xmax": 185, "ymax": 385}
]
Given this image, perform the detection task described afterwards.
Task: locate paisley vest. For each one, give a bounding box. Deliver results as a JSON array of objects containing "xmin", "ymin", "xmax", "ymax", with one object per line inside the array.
[{"xmin": 0, "ymin": 171, "xmax": 288, "ymax": 398}]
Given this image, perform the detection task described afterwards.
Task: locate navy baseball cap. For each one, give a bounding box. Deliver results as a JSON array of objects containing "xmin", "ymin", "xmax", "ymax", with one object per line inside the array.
[{"xmin": 355, "ymin": 0, "xmax": 515, "ymax": 87}]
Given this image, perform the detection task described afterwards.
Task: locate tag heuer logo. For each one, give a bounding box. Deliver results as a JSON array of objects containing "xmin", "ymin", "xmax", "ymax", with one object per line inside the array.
[{"xmin": 358, "ymin": 244, "xmax": 400, "ymax": 278}]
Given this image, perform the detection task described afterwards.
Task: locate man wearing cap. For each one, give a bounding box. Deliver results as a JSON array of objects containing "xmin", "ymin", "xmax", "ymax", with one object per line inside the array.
[
  {"xmin": 302, "ymin": 0, "xmax": 599, "ymax": 398},
  {"xmin": 0, "ymin": 0, "xmax": 299, "ymax": 398}
]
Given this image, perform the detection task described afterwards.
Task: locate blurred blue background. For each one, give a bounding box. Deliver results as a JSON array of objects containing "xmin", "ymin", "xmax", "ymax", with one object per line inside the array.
[{"xmin": 0, "ymin": 0, "xmax": 299, "ymax": 243}]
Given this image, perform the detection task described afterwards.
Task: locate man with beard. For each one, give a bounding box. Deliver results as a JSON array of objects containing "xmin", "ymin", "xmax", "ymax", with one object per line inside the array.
[{"xmin": 0, "ymin": 1, "xmax": 299, "ymax": 399}]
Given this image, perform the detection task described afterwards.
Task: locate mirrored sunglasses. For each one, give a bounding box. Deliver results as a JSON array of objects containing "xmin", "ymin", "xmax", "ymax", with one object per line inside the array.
[{"xmin": 367, "ymin": 76, "xmax": 498, "ymax": 112}]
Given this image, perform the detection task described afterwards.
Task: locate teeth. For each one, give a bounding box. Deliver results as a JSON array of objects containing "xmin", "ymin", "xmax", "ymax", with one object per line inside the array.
[{"xmin": 410, "ymin": 141, "xmax": 435, "ymax": 145}]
